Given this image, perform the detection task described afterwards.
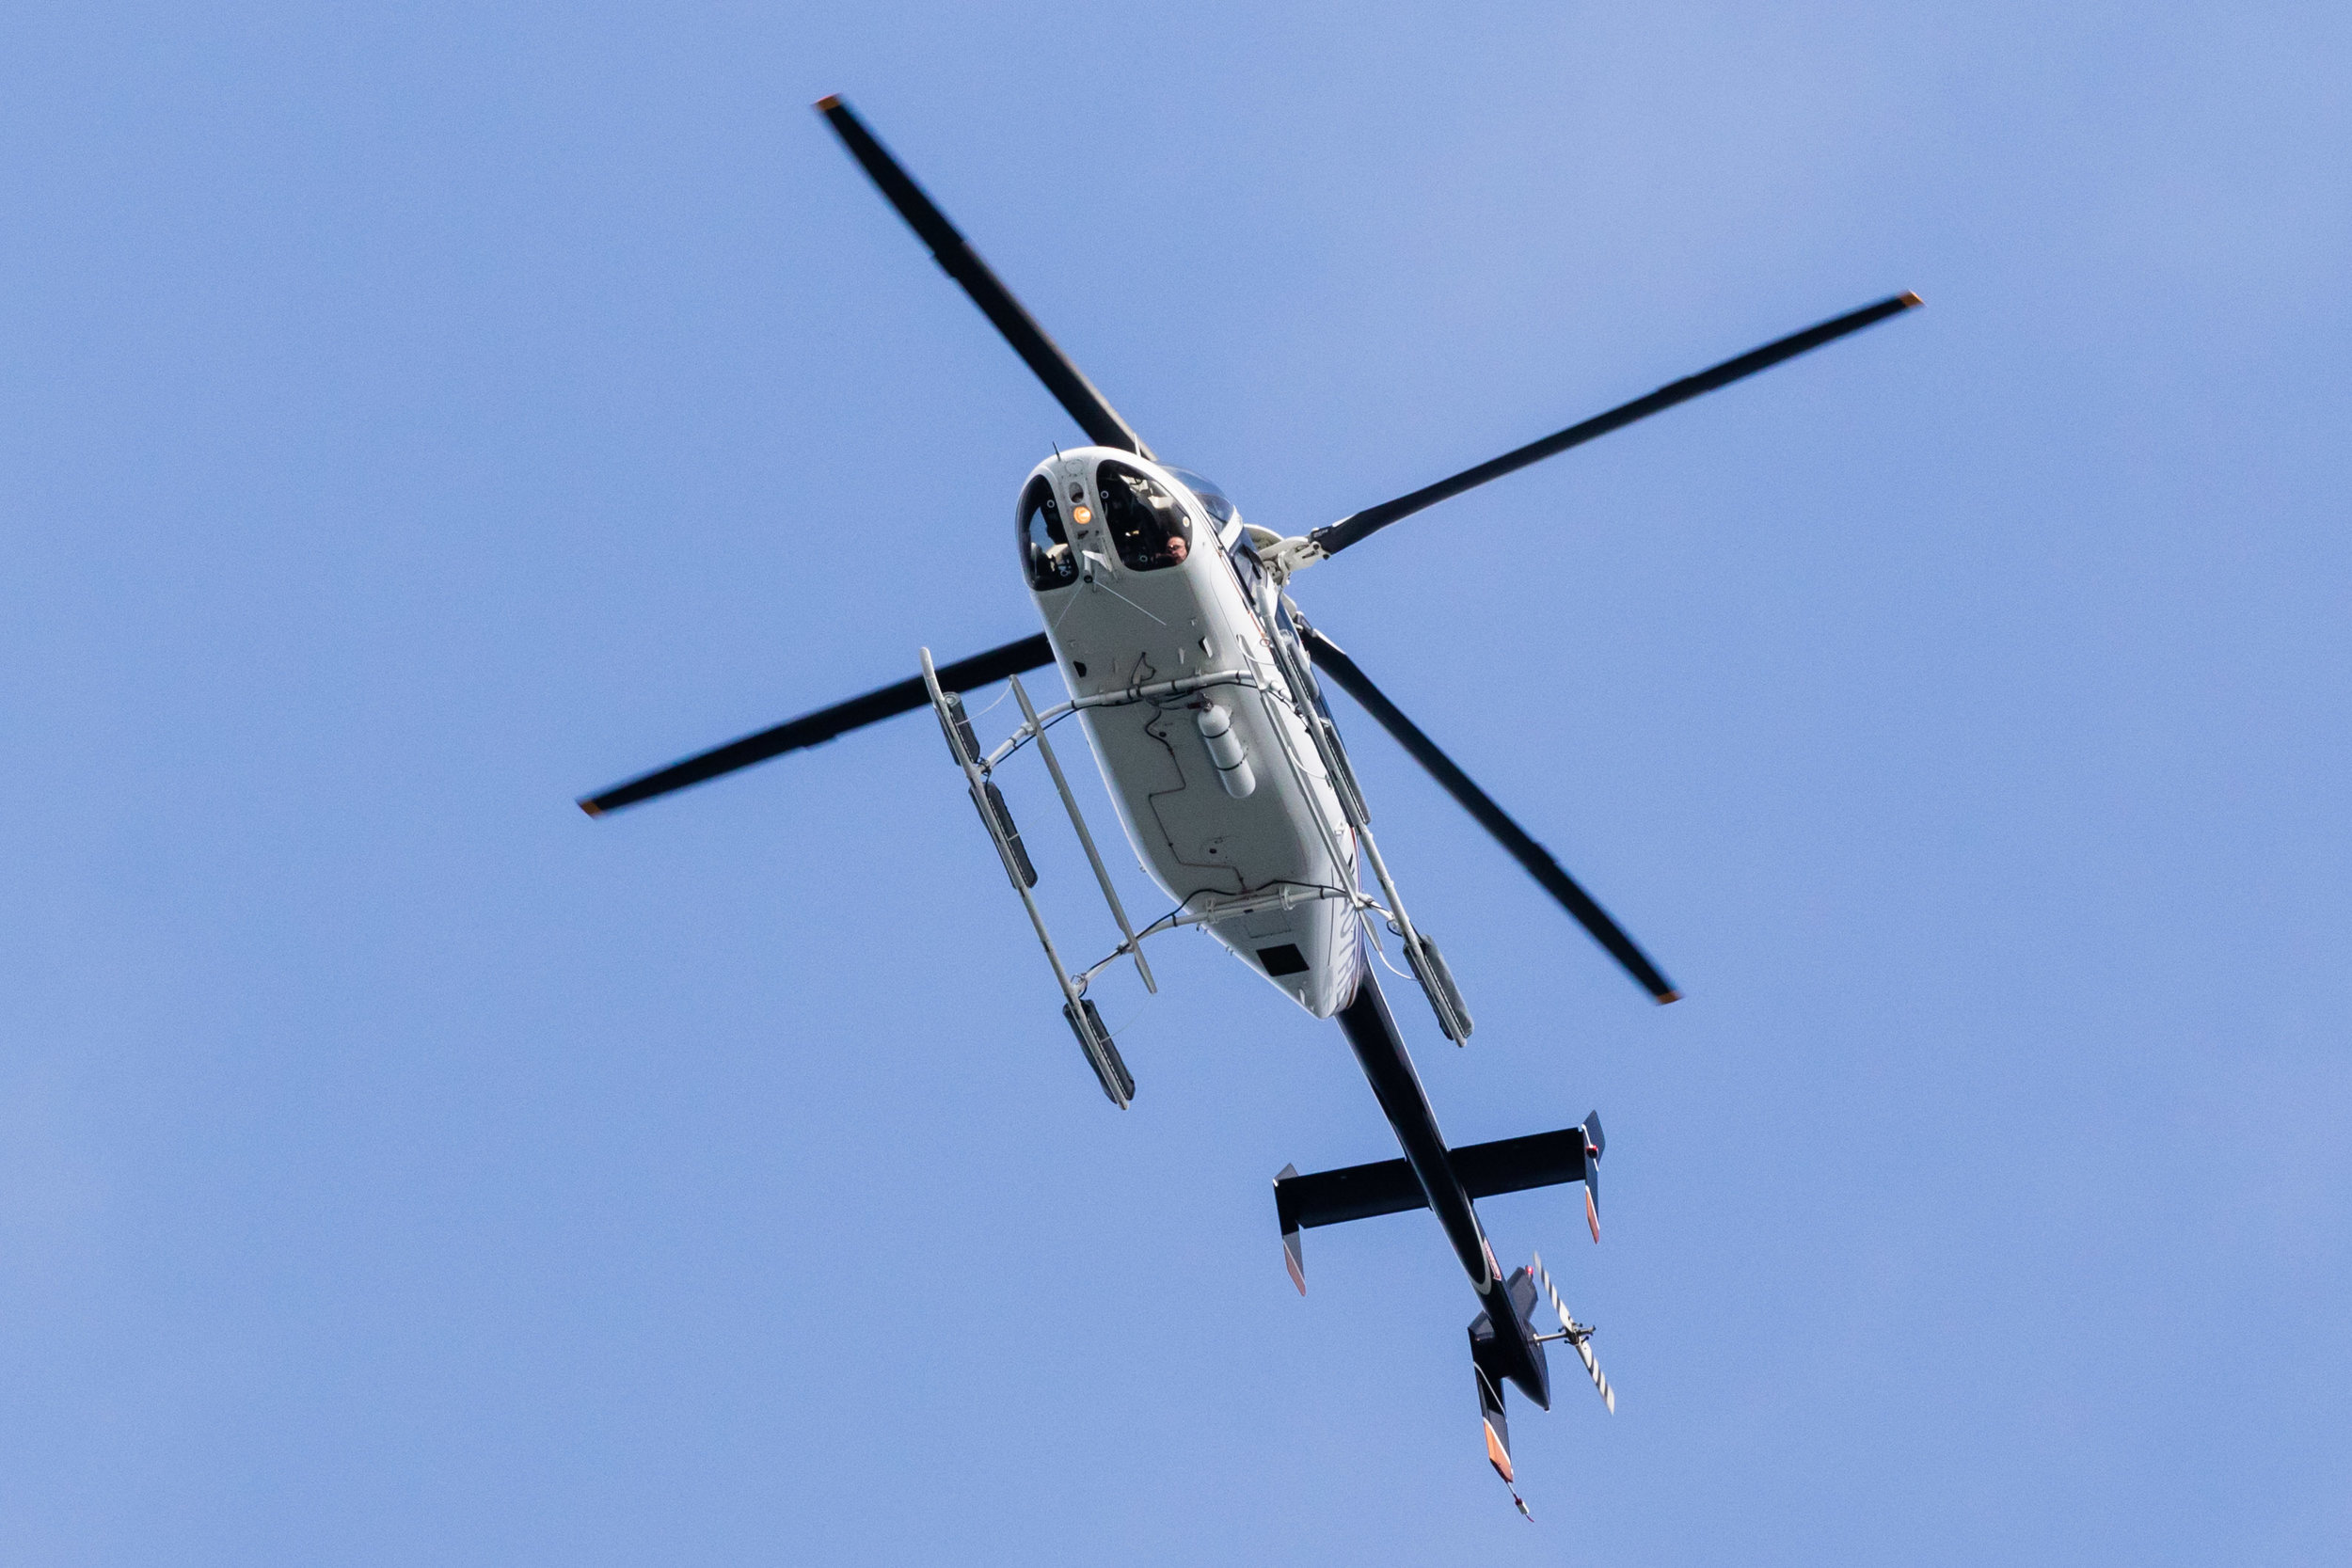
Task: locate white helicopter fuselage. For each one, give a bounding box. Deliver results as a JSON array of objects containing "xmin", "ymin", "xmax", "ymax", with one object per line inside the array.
[{"xmin": 1020, "ymin": 448, "xmax": 1363, "ymax": 1018}]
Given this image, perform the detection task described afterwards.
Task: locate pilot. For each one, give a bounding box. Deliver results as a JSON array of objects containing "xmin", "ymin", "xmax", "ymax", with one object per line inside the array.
[
  {"xmin": 1166, "ymin": 533, "xmax": 1188, "ymax": 565},
  {"xmin": 1027, "ymin": 534, "xmax": 1074, "ymax": 588}
]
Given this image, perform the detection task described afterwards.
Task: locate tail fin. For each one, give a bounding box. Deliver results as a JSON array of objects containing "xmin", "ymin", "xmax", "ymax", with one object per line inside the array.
[
  {"xmin": 1581, "ymin": 1112, "xmax": 1604, "ymax": 1243},
  {"xmin": 1272, "ymin": 1164, "xmax": 1306, "ymax": 1294},
  {"xmin": 1470, "ymin": 1266, "xmax": 1546, "ymax": 1517},
  {"xmin": 1474, "ymin": 1360, "xmax": 1513, "ymax": 1482}
]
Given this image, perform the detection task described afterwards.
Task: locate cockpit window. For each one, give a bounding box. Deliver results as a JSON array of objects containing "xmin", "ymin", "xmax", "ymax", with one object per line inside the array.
[
  {"xmin": 1164, "ymin": 467, "xmax": 1235, "ymax": 527},
  {"xmin": 1018, "ymin": 474, "xmax": 1075, "ymax": 590},
  {"xmin": 1098, "ymin": 461, "xmax": 1193, "ymax": 572}
]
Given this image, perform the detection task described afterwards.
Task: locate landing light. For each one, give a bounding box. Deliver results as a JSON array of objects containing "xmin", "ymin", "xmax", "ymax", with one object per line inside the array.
[{"xmin": 1073, "ymin": 504, "xmax": 1092, "ymax": 526}]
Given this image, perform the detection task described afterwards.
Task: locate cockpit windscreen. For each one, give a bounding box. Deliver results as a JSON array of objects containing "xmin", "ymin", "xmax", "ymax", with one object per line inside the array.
[
  {"xmin": 1098, "ymin": 461, "xmax": 1193, "ymax": 572},
  {"xmin": 1163, "ymin": 467, "xmax": 1235, "ymax": 527}
]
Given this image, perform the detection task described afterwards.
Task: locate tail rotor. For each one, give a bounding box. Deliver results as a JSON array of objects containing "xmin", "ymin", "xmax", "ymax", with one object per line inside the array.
[{"xmin": 1532, "ymin": 1250, "xmax": 1616, "ymax": 1415}]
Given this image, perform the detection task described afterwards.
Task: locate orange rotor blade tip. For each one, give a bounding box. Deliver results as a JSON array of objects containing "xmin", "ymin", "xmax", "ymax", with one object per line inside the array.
[
  {"xmin": 814, "ymin": 94, "xmax": 842, "ymax": 112},
  {"xmin": 1657, "ymin": 989, "xmax": 1683, "ymax": 1006},
  {"xmin": 577, "ymin": 798, "xmax": 605, "ymax": 818},
  {"xmin": 1899, "ymin": 290, "xmax": 1924, "ymax": 308}
]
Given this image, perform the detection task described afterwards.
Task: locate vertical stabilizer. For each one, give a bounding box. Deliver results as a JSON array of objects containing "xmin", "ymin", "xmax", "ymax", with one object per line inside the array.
[{"xmin": 1470, "ymin": 1265, "xmax": 1549, "ymax": 1516}]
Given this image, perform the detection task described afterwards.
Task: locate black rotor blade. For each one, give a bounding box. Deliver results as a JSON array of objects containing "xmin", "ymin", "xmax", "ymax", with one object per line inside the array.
[
  {"xmin": 1298, "ymin": 626, "xmax": 1679, "ymax": 1004},
  {"xmin": 579, "ymin": 632, "xmax": 1055, "ymax": 816},
  {"xmin": 816, "ymin": 95, "xmax": 1153, "ymax": 458},
  {"xmin": 1311, "ymin": 292, "xmax": 1921, "ymax": 558}
]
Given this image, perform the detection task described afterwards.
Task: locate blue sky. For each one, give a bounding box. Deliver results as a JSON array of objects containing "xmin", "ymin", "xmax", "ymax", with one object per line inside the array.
[{"xmin": 4, "ymin": 2, "xmax": 2346, "ymax": 1561}]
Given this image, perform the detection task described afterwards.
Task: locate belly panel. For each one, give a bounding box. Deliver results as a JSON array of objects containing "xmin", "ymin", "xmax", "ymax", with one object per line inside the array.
[{"xmin": 1034, "ymin": 548, "xmax": 1360, "ymax": 1017}]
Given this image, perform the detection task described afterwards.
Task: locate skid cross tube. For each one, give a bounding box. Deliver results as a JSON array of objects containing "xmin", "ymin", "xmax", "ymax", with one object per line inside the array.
[
  {"xmin": 982, "ymin": 670, "xmax": 1268, "ymax": 772},
  {"xmin": 1071, "ymin": 882, "xmax": 1367, "ymax": 989}
]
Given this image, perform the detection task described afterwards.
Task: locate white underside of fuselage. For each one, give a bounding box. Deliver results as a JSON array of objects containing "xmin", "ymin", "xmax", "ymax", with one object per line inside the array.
[{"xmin": 1025, "ymin": 450, "xmax": 1361, "ymax": 1018}]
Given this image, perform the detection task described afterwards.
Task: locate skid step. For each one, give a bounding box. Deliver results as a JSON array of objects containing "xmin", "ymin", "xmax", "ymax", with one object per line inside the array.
[{"xmin": 1064, "ymin": 997, "xmax": 1135, "ymax": 1107}]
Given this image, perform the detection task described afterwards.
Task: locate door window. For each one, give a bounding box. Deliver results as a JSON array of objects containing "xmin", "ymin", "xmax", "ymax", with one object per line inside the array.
[{"xmin": 1018, "ymin": 474, "xmax": 1076, "ymax": 589}]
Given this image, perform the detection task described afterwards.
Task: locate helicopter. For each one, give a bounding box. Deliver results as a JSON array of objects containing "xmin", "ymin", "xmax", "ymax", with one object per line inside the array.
[{"xmin": 578, "ymin": 94, "xmax": 1919, "ymax": 1513}]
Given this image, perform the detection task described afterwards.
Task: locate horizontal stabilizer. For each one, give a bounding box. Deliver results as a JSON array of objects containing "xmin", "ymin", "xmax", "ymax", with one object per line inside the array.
[
  {"xmin": 1273, "ymin": 1119, "xmax": 1601, "ymax": 1288},
  {"xmin": 1275, "ymin": 1122, "xmax": 1596, "ymax": 1232}
]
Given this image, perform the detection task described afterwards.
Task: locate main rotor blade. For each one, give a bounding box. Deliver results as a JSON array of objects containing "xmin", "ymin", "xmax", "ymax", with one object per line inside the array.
[
  {"xmin": 578, "ymin": 632, "xmax": 1054, "ymax": 816},
  {"xmin": 815, "ymin": 96, "xmax": 1153, "ymax": 458},
  {"xmin": 1298, "ymin": 626, "xmax": 1679, "ymax": 1004},
  {"xmin": 1311, "ymin": 293, "xmax": 1922, "ymax": 558}
]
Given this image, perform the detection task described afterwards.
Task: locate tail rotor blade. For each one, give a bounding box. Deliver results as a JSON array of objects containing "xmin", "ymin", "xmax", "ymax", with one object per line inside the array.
[
  {"xmin": 1534, "ymin": 1250, "xmax": 1574, "ymax": 1336},
  {"xmin": 1571, "ymin": 1325, "xmax": 1614, "ymax": 1415}
]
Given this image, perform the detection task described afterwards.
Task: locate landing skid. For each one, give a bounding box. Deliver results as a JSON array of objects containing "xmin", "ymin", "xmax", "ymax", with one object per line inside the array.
[
  {"xmin": 921, "ymin": 649, "xmax": 1135, "ymax": 1105},
  {"xmin": 920, "ymin": 649, "xmax": 1359, "ymax": 1105},
  {"xmin": 1248, "ymin": 576, "xmax": 1473, "ymax": 1044}
]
